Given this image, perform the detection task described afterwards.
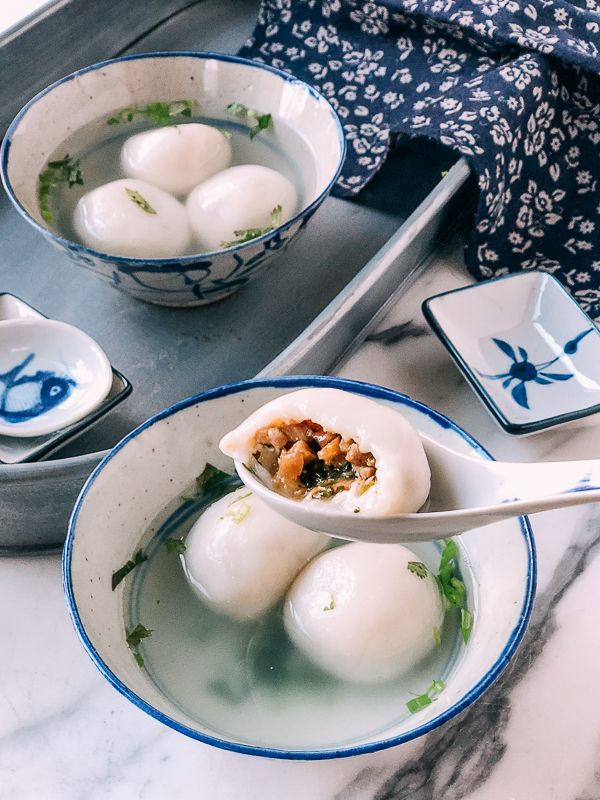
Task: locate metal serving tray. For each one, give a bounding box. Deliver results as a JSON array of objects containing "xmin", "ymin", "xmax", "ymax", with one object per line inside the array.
[{"xmin": 0, "ymin": 0, "xmax": 473, "ymax": 553}]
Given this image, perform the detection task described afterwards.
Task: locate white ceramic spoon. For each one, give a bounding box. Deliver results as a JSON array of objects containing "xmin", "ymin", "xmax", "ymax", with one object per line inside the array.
[{"xmin": 235, "ymin": 434, "xmax": 600, "ymax": 543}]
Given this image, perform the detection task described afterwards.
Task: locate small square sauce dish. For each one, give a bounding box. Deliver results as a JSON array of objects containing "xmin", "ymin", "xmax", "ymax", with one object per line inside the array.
[{"xmin": 422, "ymin": 271, "xmax": 600, "ymax": 435}]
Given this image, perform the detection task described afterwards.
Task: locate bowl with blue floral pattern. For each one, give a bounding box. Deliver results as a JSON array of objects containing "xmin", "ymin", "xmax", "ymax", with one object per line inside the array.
[
  {"xmin": 1, "ymin": 52, "xmax": 345, "ymax": 307},
  {"xmin": 422, "ymin": 271, "xmax": 600, "ymax": 435}
]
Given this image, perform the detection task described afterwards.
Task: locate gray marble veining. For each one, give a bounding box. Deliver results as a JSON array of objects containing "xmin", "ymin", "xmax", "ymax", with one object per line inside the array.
[{"xmin": 2, "ymin": 232, "xmax": 600, "ymax": 798}]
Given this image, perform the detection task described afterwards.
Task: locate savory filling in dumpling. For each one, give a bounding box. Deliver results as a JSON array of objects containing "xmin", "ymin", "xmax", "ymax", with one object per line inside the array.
[
  {"xmin": 220, "ymin": 388, "xmax": 431, "ymax": 515},
  {"xmin": 251, "ymin": 419, "xmax": 377, "ymax": 500}
]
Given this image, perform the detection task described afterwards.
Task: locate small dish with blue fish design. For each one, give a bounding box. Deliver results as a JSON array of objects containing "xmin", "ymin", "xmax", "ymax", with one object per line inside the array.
[
  {"xmin": 422, "ymin": 271, "xmax": 600, "ymax": 435},
  {"xmin": 0, "ymin": 317, "xmax": 113, "ymax": 437}
]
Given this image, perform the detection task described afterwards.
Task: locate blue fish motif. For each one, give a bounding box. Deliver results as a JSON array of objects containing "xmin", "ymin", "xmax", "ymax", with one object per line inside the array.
[{"xmin": 0, "ymin": 353, "xmax": 75, "ymax": 424}]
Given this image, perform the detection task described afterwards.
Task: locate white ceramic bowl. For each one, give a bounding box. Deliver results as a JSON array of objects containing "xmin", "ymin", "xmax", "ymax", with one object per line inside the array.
[
  {"xmin": 1, "ymin": 52, "xmax": 345, "ymax": 307},
  {"xmin": 63, "ymin": 376, "xmax": 536, "ymax": 759},
  {"xmin": 0, "ymin": 317, "xmax": 112, "ymax": 437}
]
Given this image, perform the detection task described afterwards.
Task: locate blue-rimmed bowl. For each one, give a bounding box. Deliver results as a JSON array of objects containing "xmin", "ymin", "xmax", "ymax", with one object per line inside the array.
[
  {"xmin": 63, "ymin": 376, "xmax": 536, "ymax": 760},
  {"xmin": 1, "ymin": 52, "xmax": 345, "ymax": 307}
]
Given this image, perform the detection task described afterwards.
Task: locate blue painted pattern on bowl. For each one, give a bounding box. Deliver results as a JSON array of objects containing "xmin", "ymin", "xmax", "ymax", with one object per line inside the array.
[{"xmin": 1, "ymin": 53, "xmax": 345, "ymax": 307}]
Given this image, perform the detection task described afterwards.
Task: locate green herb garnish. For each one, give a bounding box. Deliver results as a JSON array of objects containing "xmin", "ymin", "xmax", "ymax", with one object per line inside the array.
[
  {"xmin": 126, "ymin": 623, "xmax": 153, "ymax": 668},
  {"xmin": 164, "ymin": 537, "xmax": 186, "ymax": 555},
  {"xmin": 433, "ymin": 626, "xmax": 442, "ymax": 648},
  {"xmin": 461, "ymin": 608, "xmax": 473, "ymax": 644},
  {"xmin": 323, "ymin": 594, "xmax": 335, "ymax": 612},
  {"xmin": 126, "ymin": 623, "xmax": 153, "ymax": 648},
  {"xmin": 220, "ymin": 204, "xmax": 282, "ymax": 248},
  {"xmin": 406, "ymin": 679, "xmax": 446, "ymax": 714},
  {"xmin": 437, "ymin": 539, "xmax": 466, "ymax": 608},
  {"xmin": 38, "ymin": 154, "xmax": 83, "ymax": 224},
  {"xmin": 111, "ymin": 549, "xmax": 147, "ymax": 590},
  {"xmin": 107, "ymin": 100, "xmax": 196, "ymax": 127},
  {"xmin": 436, "ymin": 539, "xmax": 473, "ymax": 644},
  {"xmin": 225, "ymin": 494, "xmax": 252, "ymax": 525},
  {"xmin": 125, "ymin": 187, "xmax": 156, "ymax": 214},
  {"xmin": 226, "ymin": 102, "xmax": 272, "ymax": 139},
  {"xmin": 407, "ymin": 561, "xmax": 428, "ymax": 579},
  {"xmin": 440, "ymin": 169, "xmax": 449, "ymax": 177},
  {"xmin": 180, "ymin": 463, "xmax": 241, "ymax": 504}
]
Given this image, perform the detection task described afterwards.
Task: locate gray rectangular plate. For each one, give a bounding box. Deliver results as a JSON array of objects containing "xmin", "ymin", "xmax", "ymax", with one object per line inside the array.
[{"xmin": 0, "ymin": 0, "xmax": 474, "ymax": 553}]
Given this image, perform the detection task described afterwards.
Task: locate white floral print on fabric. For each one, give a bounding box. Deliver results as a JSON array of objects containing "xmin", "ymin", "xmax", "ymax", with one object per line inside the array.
[{"xmin": 240, "ymin": 0, "xmax": 600, "ymax": 318}]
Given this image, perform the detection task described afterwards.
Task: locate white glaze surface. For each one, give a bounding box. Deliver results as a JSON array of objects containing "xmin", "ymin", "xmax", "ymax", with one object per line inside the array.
[{"xmin": 3, "ymin": 232, "xmax": 600, "ymax": 797}]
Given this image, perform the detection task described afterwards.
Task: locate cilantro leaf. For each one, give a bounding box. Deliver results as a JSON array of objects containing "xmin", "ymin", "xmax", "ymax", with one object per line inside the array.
[
  {"xmin": 164, "ymin": 537, "xmax": 186, "ymax": 555},
  {"xmin": 125, "ymin": 187, "xmax": 156, "ymax": 214},
  {"xmin": 107, "ymin": 100, "xmax": 196, "ymax": 127},
  {"xmin": 38, "ymin": 154, "xmax": 84, "ymax": 224},
  {"xmin": 126, "ymin": 623, "xmax": 153, "ymax": 649},
  {"xmin": 220, "ymin": 204, "xmax": 283, "ymax": 248},
  {"xmin": 226, "ymin": 101, "xmax": 273, "ymax": 139},
  {"xmin": 111, "ymin": 549, "xmax": 147, "ymax": 590},
  {"xmin": 180, "ymin": 463, "xmax": 241, "ymax": 504},
  {"xmin": 407, "ymin": 561, "xmax": 428, "ymax": 579}
]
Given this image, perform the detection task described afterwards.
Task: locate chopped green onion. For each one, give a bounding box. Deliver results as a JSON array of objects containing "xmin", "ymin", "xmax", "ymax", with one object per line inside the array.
[
  {"xmin": 407, "ymin": 561, "xmax": 428, "ymax": 579},
  {"xmin": 433, "ymin": 626, "xmax": 441, "ymax": 648},
  {"xmin": 125, "ymin": 187, "xmax": 156, "ymax": 214},
  {"xmin": 323, "ymin": 594, "xmax": 335, "ymax": 612},
  {"xmin": 436, "ymin": 539, "xmax": 474, "ymax": 647},
  {"xmin": 461, "ymin": 608, "xmax": 473, "ymax": 643},
  {"xmin": 406, "ymin": 678, "xmax": 446, "ymax": 714},
  {"xmin": 133, "ymin": 652, "xmax": 145, "ymax": 668},
  {"xmin": 111, "ymin": 549, "xmax": 147, "ymax": 590}
]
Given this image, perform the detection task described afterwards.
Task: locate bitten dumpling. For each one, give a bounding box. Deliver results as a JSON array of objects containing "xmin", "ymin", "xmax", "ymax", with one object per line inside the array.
[
  {"xmin": 219, "ymin": 388, "xmax": 431, "ymax": 515},
  {"xmin": 120, "ymin": 124, "xmax": 232, "ymax": 196},
  {"xmin": 182, "ymin": 487, "xmax": 328, "ymax": 620},
  {"xmin": 284, "ymin": 542, "xmax": 444, "ymax": 683},
  {"xmin": 186, "ymin": 164, "xmax": 297, "ymax": 251},
  {"xmin": 73, "ymin": 178, "xmax": 191, "ymax": 258}
]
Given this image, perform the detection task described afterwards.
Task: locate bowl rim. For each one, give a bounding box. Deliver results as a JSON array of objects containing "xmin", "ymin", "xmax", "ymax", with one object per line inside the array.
[
  {"xmin": 62, "ymin": 375, "xmax": 536, "ymax": 760},
  {"xmin": 0, "ymin": 51, "xmax": 346, "ymax": 265},
  {"xmin": 422, "ymin": 270, "xmax": 600, "ymax": 435}
]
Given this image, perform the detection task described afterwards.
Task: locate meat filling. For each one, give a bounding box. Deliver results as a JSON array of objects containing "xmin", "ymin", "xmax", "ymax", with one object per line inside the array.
[{"xmin": 252, "ymin": 419, "xmax": 377, "ymax": 499}]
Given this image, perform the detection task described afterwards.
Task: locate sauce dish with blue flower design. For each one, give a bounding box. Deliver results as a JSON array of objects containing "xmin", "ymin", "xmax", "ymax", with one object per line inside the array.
[
  {"xmin": 423, "ymin": 271, "xmax": 600, "ymax": 434},
  {"xmin": 0, "ymin": 318, "xmax": 112, "ymax": 437}
]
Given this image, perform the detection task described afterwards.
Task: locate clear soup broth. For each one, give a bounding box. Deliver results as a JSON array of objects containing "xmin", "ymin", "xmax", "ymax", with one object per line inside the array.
[
  {"xmin": 124, "ymin": 478, "xmax": 469, "ymax": 751},
  {"xmin": 46, "ymin": 114, "xmax": 314, "ymax": 255}
]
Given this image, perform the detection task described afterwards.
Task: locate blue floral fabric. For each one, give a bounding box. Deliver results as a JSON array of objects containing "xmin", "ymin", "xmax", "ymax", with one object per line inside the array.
[{"xmin": 240, "ymin": 0, "xmax": 600, "ymax": 318}]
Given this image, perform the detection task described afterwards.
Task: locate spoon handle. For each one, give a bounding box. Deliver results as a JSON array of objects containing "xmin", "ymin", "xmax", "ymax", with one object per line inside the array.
[{"xmin": 491, "ymin": 458, "xmax": 600, "ymax": 511}]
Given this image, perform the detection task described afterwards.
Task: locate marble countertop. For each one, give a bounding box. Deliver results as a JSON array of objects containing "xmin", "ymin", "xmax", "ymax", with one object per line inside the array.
[{"xmin": 3, "ymin": 231, "xmax": 600, "ymax": 800}]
